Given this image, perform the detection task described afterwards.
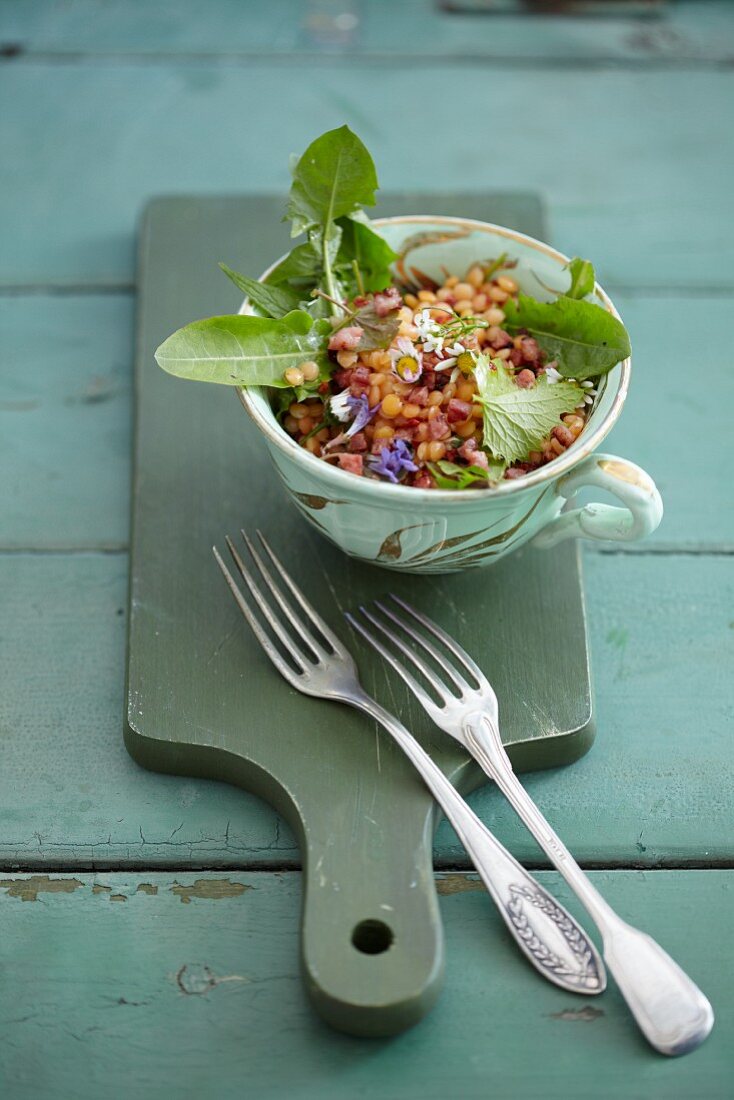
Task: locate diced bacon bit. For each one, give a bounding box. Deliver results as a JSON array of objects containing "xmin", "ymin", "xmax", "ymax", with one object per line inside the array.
[
  {"xmin": 470, "ymin": 450, "xmax": 489, "ymax": 470},
  {"xmin": 328, "ymin": 325, "xmax": 364, "ymax": 352},
  {"xmin": 487, "ymin": 327, "xmax": 513, "ymax": 350},
  {"xmin": 515, "ymin": 369, "xmax": 536, "ymax": 388},
  {"xmin": 422, "ymin": 370, "xmax": 438, "ymax": 391},
  {"xmin": 458, "ymin": 438, "xmax": 478, "ymax": 462},
  {"xmin": 372, "ymin": 286, "xmax": 402, "ymax": 316},
  {"xmin": 504, "ymin": 467, "xmax": 527, "ymax": 480},
  {"xmin": 333, "ymin": 368, "xmax": 353, "ymax": 388},
  {"xmin": 371, "ymin": 438, "xmax": 390, "ymax": 455},
  {"xmin": 347, "ymin": 432, "xmax": 367, "ymax": 453},
  {"xmin": 446, "ymin": 398, "xmax": 473, "ymax": 423},
  {"xmin": 408, "ymin": 385, "xmax": 430, "ymax": 407},
  {"xmin": 318, "ymin": 381, "xmax": 330, "ymax": 394},
  {"xmin": 336, "ymin": 453, "xmax": 363, "ymax": 476},
  {"xmin": 412, "ymin": 472, "xmax": 435, "ymax": 489},
  {"xmin": 349, "ymin": 365, "xmax": 371, "ymax": 395},
  {"xmin": 353, "ymin": 295, "xmax": 369, "ymax": 308},
  {"xmin": 427, "ymin": 414, "xmax": 450, "ymax": 441},
  {"xmin": 394, "ymin": 426, "xmax": 417, "ymax": 441},
  {"xmin": 520, "ymin": 337, "xmax": 542, "ymax": 364}
]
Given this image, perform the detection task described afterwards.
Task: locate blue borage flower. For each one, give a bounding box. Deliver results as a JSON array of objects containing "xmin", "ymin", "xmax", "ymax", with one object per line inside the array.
[
  {"xmin": 329, "ymin": 391, "xmax": 379, "ymax": 438},
  {"xmin": 367, "ymin": 438, "xmax": 419, "ymax": 484}
]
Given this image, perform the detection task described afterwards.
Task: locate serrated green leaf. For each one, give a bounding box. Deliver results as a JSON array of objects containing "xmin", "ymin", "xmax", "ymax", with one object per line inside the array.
[
  {"xmin": 154, "ymin": 311, "xmax": 327, "ymax": 387},
  {"xmin": 285, "ymin": 125, "xmax": 378, "ymax": 238},
  {"xmin": 349, "ymin": 300, "xmax": 401, "ymax": 351},
  {"xmin": 474, "ymin": 358, "xmax": 583, "ymax": 463},
  {"xmin": 565, "ymin": 257, "xmax": 596, "ymax": 300},
  {"xmin": 219, "ymin": 263, "xmax": 301, "ymax": 319},
  {"xmin": 503, "ymin": 294, "xmax": 630, "ymax": 381}
]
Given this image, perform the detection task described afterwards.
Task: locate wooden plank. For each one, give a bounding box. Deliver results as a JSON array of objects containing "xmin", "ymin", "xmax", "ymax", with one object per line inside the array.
[
  {"xmin": 0, "ymin": 552, "xmax": 731, "ymax": 868},
  {"xmin": 0, "ymin": 294, "xmax": 132, "ymax": 550},
  {"xmin": 1, "ymin": 289, "xmax": 730, "ymax": 550},
  {"xmin": 2, "ymin": 0, "xmax": 733, "ymax": 63},
  {"xmin": 0, "ymin": 869, "xmax": 729, "ymax": 1098},
  {"xmin": 1, "ymin": 64, "xmax": 733, "ymax": 287}
]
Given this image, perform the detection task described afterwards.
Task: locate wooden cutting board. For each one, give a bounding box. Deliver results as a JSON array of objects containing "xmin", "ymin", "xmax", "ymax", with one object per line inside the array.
[{"xmin": 125, "ymin": 193, "xmax": 594, "ymax": 1037}]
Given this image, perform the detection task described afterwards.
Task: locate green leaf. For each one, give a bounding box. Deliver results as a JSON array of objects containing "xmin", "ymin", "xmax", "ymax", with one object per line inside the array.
[
  {"xmin": 219, "ymin": 263, "xmax": 301, "ymax": 319},
  {"xmin": 565, "ymin": 257, "xmax": 595, "ymax": 300},
  {"xmin": 428, "ymin": 459, "xmax": 506, "ymax": 490},
  {"xmin": 154, "ymin": 310, "xmax": 328, "ymax": 387},
  {"xmin": 336, "ymin": 214, "xmax": 398, "ymax": 292},
  {"xmin": 265, "ymin": 241, "xmax": 322, "ymax": 286},
  {"xmin": 285, "ymin": 125, "xmax": 378, "ymax": 238},
  {"xmin": 474, "ymin": 358, "xmax": 583, "ymax": 463},
  {"xmin": 503, "ymin": 294, "xmax": 631, "ymax": 381},
  {"xmin": 349, "ymin": 300, "xmax": 401, "ymax": 351}
]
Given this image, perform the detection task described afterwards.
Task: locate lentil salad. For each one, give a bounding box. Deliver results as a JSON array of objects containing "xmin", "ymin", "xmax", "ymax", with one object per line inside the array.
[{"xmin": 155, "ymin": 126, "xmax": 631, "ymax": 491}]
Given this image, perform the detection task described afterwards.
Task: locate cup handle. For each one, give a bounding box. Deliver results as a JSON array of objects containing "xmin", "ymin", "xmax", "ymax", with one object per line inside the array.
[{"xmin": 533, "ymin": 454, "xmax": 663, "ymax": 550}]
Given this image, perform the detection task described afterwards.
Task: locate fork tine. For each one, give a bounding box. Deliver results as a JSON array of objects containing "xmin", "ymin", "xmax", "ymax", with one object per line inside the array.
[
  {"xmin": 224, "ymin": 536, "xmax": 312, "ymax": 671},
  {"xmin": 346, "ymin": 609, "xmax": 440, "ymax": 715},
  {"xmin": 389, "ymin": 594, "xmax": 489, "ymax": 692},
  {"xmin": 213, "ymin": 546, "xmax": 301, "ymax": 683},
  {"xmin": 256, "ymin": 530, "xmax": 349, "ymax": 658},
  {"xmin": 241, "ymin": 531, "xmax": 326, "ymax": 662},
  {"xmin": 372, "ymin": 599, "xmax": 470, "ymax": 697}
]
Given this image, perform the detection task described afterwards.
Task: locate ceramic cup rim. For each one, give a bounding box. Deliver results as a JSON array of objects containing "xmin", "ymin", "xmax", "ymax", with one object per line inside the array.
[{"xmin": 237, "ymin": 215, "xmax": 631, "ymax": 502}]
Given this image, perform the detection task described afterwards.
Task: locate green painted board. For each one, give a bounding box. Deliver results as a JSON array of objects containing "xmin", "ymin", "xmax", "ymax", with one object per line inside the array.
[
  {"xmin": 2, "ymin": 63, "xmax": 734, "ymax": 288},
  {"xmin": 0, "ymin": 869, "xmax": 729, "ymax": 1099},
  {"xmin": 125, "ymin": 193, "xmax": 594, "ymax": 1035}
]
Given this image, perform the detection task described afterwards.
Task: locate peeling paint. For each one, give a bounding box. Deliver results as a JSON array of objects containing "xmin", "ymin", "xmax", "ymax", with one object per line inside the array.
[
  {"xmin": 110, "ymin": 894, "xmax": 127, "ymax": 903},
  {"xmin": 136, "ymin": 883, "xmax": 158, "ymax": 895},
  {"xmin": 175, "ymin": 964, "xmax": 250, "ymax": 995},
  {"xmin": 0, "ymin": 876, "xmax": 83, "ymax": 901},
  {"xmin": 170, "ymin": 879, "xmax": 251, "ymax": 904},
  {"xmin": 92, "ymin": 884, "xmax": 112, "ymax": 895},
  {"xmin": 436, "ymin": 874, "xmax": 483, "ymax": 896}
]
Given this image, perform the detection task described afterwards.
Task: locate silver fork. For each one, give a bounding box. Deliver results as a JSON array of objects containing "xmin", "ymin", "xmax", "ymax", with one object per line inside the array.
[
  {"xmin": 348, "ymin": 595, "xmax": 714, "ymax": 1057},
  {"xmin": 214, "ymin": 530, "xmax": 605, "ymax": 995}
]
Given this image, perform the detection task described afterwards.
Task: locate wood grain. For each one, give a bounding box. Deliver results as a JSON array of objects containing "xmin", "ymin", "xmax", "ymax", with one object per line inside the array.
[
  {"xmin": 2, "ymin": 291, "xmax": 731, "ymax": 551},
  {"xmin": 1, "ymin": 552, "xmax": 730, "ymax": 869},
  {"xmin": 2, "ymin": 1, "xmax": 733, "ymax": 63},
  {"xmin": 0, "ymin": 869, "xmax": 729, "ymax": 1099},
  {"xmin": 1, "ymin": 63, "xmax": 733, "ymax": 287}
]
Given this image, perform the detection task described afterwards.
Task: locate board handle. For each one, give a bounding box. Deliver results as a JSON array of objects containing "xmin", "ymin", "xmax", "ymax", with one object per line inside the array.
[{"xmin": 298, "ymin": 811, "xmax": 444, "ymax": 1037}]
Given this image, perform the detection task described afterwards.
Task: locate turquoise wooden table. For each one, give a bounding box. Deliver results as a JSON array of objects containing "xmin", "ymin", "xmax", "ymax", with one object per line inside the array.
[{"xmin": 1, "ymin": 2, "xmax": 733, "ymax": 1096}]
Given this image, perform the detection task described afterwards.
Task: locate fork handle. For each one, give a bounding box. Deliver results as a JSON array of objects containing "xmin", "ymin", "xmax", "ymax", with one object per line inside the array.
[
  {"xmin": 352, "ymin": 692, "xmax": 605, "ymax": 995},
  {"xmin": 464, "ymin": 714, "xmax": 714, "ymax": 1056}
]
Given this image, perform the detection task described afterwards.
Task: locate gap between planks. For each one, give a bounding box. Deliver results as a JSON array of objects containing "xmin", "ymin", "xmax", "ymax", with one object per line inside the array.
[
  {"xmin": 2, "ymin": 52, "xmax": 734, "ymax": 72},
  {"xmin": 1, "ymin": 546, "xmax": 732, "ymax": 557},
  {"xmin": 1, "ymin": 859, "xmax": 733, "ymax": 876}
]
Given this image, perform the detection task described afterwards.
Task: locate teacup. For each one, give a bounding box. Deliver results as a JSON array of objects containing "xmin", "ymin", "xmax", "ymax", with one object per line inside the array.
[{"xmin": 238, "ymin": 216, "xmax": 662, "ymax": 574}]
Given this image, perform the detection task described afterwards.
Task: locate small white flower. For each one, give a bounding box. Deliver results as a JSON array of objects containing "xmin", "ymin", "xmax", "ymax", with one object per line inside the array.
[
  {"xmin": 545, "ymin": 365, "xmax": 563, "ymax": 384},
  {"xmin": 389, "ymin": 336, "xmax": 423, "ymax": 383},
  {"xmin": 329, "ymin": 391, "xmax": 352, "ymax": 422},
  {"xmin": 414, "ymin": 308, "xmax": 444, "ymax": 355}
]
